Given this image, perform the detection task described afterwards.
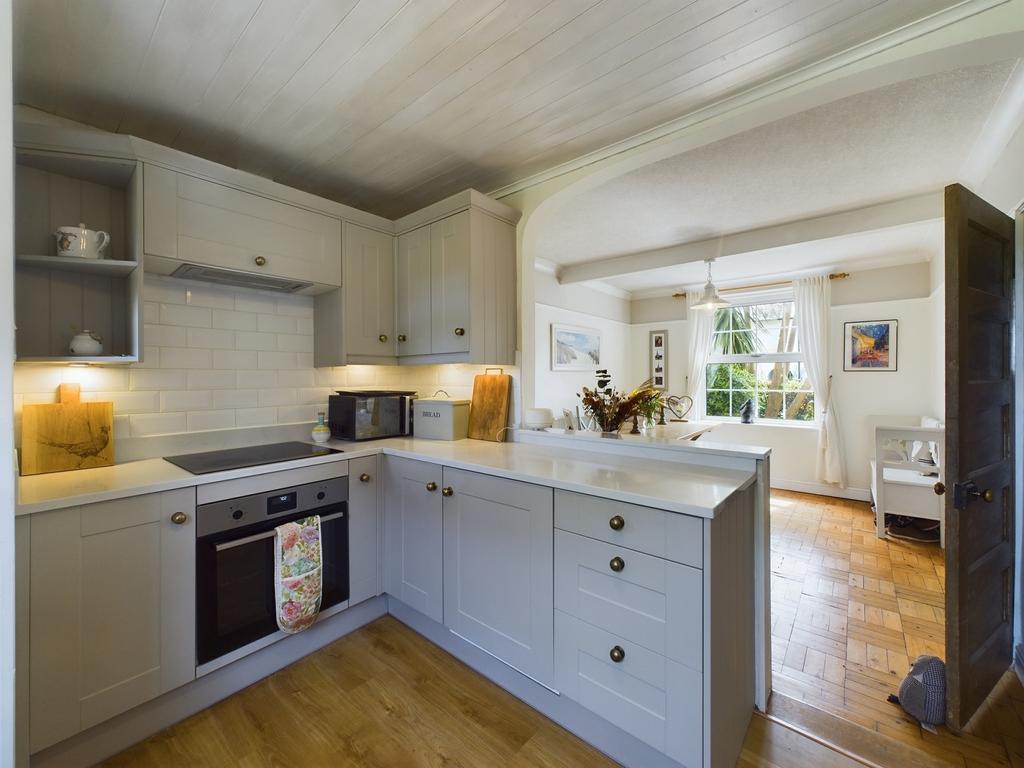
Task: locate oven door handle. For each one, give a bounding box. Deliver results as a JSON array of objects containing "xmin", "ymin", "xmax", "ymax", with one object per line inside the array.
[{"xmin": 213, "ymin": 510, "xmax": 346, "ymax": 553}]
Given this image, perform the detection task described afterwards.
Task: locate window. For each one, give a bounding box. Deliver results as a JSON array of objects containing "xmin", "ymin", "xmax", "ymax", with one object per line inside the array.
[{"xmin": 705, "ymin": 300, "xmax": 814, "ymax": 422}]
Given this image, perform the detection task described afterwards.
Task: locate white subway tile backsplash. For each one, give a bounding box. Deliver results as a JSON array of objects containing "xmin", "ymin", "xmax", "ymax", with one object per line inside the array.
[
  {"xmin": 161, "ymin": 390, "xmax": 212, "ymax": 412},
  {"xmin": 213, "ymin": 350, "xmax": 258, "ymax": 369},
  {"xmin": 130, "ymin": 412, "xmax": 186, "ymax": 437},
  {"xmin": 259, "ymin": 388, "xmax": 296, "ymax": 407},
  {"xmin": 130, "ymin": 369, "xmax": 186, "ymax": 391},
  {"xmin": 187, "ymin": 370, "xmax": 237, "ymax": 390},
  {"xmin": 235, "ymin": 407, "xmax": 278, "ymax": 427},
  {"xmin": 12, "ymin": 275, "xmax": 517, "ymax": 439},
  {"xmin": 160, "ymin": 347, "xmax": 214, "ymax": 369},
  {"xmin": 236, "ymin": 370, "xmax": 277, "ymax": 389},
  {"xmin": 258, "ymin": 351, "xmax": 298, "ymax": 370},
  {"xmin": 187, "ymin": 410, "xmax": 236, "ymax": 431},
  {"xmin": 212, "ymin": 309, "xmax": 257, "ymax": 331},
  {"xmin": 235, "ymin": 331, "xmax": 277, "ymax": 351},
  {"xmin": 144, "ymin": 324, "xmax": 187, "ymax": 347},
  {"xmin": 160, "ymin": 303, "xmax": 212, "ymax": 328},
  {"xmin": 257, "ymin": 314, "xmax": 298, "ymax": 334},
  {"xmin": 186, "ymin": 328, "xmax": 236, "ymax": 350}
]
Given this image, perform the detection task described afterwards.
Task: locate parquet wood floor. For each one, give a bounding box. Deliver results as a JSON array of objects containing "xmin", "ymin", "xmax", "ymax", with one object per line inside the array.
[{"xmin": 770, "ymin": 489, "xmax": 1024, "ymax": 768}]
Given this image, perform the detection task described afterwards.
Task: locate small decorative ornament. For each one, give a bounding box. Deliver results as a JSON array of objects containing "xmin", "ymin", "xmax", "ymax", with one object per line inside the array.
[
  {"xmin": 69, "ymin": 330, "xmax": 103, "ymax": 356},
  {"xmin": 311, "ymin": 411, "xmax": 331, "ymax": 443},
  {"xmin": 739, "ymin": 398, "xmax": 754, "ymax": 424}
]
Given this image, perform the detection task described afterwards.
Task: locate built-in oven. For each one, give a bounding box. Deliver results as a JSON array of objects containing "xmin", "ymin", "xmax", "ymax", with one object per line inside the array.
[{"xmin": 196, "ymin": 477, "xmax": 349, "ymax": 669}]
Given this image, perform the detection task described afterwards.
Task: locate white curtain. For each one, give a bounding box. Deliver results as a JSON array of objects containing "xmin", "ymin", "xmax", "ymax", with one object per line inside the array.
[
  {"xmin": 685, "ymin": 305, "xmax": 715, "ymax": 418},
  {"xmin": 794, "ymin": 276, "xmax": 845, "ymax": 486}
]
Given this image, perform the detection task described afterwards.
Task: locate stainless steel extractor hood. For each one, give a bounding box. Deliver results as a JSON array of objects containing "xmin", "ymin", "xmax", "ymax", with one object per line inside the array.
[{"xmin": 170, "ymin": 263, "xmax": 314, "ymax": 293}]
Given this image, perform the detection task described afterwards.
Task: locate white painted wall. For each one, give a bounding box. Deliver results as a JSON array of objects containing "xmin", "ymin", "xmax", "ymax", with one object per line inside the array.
[{"xmin": 1, "ymin": 2, "xmax": 16, "ymax": 764}]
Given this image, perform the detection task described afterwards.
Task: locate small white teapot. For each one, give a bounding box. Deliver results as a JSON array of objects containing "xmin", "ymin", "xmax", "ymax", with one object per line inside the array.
[
  {"xmin": 69, "ymin": 330, "xmax": 104, "ymax": 356},
  {"xmin": 55, "ymin": 223, "xmax": 111, "ymax": 259}
]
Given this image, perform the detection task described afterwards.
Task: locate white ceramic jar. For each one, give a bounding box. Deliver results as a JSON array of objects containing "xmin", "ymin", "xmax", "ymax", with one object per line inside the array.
[{"xmin": 69, "ymin": 331, "xmax": 103, "ymax": 356}]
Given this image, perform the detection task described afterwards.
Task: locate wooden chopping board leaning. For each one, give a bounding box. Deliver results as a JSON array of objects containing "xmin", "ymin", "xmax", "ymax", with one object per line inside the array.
[
  {"xmin": 467, "ymin": 368, "xmax": 512, "ymax": 442},
  {"xmin": 20, "ymin": 383, "xmax": 114, "ymax": 475}
]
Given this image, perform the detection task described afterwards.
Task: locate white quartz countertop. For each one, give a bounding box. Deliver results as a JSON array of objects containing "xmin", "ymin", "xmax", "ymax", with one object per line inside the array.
[{"xmin": 16, "ymin": 437, "xmax": 758, "ymax": 518}]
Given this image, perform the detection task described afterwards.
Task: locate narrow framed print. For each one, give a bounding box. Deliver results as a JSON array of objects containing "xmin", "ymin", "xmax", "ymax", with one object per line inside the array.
[
  {"xmin": 650, "ymin": 329, "xmax": 668, "ymax": 389},
  {"xmin": 844, "ymin": 320, "xmax": 897, "ymax": 371}
]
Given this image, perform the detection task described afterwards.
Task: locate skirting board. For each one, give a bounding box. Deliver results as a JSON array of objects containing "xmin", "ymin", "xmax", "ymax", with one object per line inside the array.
[
  {"xmin": 29, "ymin": 596, "xmax": 387, "ymax": 768},
  {"xmin": 772, "ymin": 479, "xmax": 872, "ymax": 502},
  {"xmin": 386, "ymin": 597, "xmax": 686, "ymax": 768}
]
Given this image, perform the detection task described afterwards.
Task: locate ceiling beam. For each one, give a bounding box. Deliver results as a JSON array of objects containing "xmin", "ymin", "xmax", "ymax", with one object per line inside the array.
[{"xmin": 557, "ymin": 191, "xmax": 943, "ymax": 285}]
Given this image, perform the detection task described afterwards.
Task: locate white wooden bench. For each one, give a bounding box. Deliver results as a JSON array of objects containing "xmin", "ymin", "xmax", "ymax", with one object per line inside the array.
[{"xmin": 869, "ymin": 422, "xmax": 945, "ymax": 548}]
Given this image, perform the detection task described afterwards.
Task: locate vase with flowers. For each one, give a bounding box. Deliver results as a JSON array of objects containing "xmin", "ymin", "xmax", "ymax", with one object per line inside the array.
[{"xmin": 578, "ymin": 371, "xmax": 665, "ymax": 436}]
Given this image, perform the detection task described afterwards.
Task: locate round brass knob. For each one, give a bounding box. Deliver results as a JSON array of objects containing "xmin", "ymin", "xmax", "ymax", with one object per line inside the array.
[
  {"xmin": 933, "ymin": 482, "xmax": 945, "ymax": 496},
  {"xmin": 981, "ymin": 488, "xmax": 994, "ymax": 503},
  {"xmin": 426, "ymin": 482, "xmax": 438, "ymax": 492},
  {"xmin": 398, "ymin": 334, "xmax": 407, "ymax": 342},
  {"xmin": 378, "ymin": 334, "xmax": 388, "ymax": 343},
  {"xmin": 609, "ymin": 556, "xmax": 625, "ymax": 573},
  {"xmin": 454, "ymin": 327, "xmax": 465, "ymax": 336},
  {"xmin": 359, "ymin": 473, "xmax": 370, "ymax": 483},
  {"xmin": 609, "ymin": 645, "xmax": 625, "ymax": 663},
  {"xmin": 609, "ymin": 515, "xmax": 625, "ymax": 531},
  {"xmin": 254, "ymin": 255, "xmax": 267, "ymax": 267},
  {"xmin": 442, "ymin": 486, "xmax": 454, "ymax": 497},
  {"xmin": 170, "ymin": 511, "xmax": 188, "ymax": 525}
]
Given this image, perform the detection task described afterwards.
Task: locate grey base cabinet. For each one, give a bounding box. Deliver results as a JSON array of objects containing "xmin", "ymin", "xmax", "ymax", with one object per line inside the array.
[
  {"xmin": 348, "ymin": 454, "xmax": 382, "ymax": 606},
  {"xmin": 28, "ymin": 488, "xmax": 196, "ymax": 753},
  {"xmin": 441, "ymin": 467, "xmax": 554, "ymax": 687},
  {"xmin": 383, "ymin": 457, "xmax": 444, "ymax": 622}
]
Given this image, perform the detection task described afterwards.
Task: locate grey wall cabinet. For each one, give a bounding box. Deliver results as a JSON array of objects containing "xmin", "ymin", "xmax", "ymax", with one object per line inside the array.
[
  {"xmin": 28, "ymin": 488, "xmax": 196, "ymax": 753},
  {"xmin": 383, "ymin": 457, "xmax": 444, "ymax": 622}
]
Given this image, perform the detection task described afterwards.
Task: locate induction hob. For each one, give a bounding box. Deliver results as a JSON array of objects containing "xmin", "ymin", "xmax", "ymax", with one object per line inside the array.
[{"xmin": 163, "ymin": 441, "xmax": 343, "ymax": 475}]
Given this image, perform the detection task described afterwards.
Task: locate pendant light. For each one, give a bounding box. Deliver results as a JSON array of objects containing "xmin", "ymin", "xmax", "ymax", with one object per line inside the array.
[{"xmin": 690, "ymin": 259, "xmax": 730, "ymax": 311}]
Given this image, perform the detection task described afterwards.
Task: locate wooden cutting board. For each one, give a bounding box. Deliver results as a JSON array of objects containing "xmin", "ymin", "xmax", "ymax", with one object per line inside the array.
[
  {"xmin": 20, "ymin": 383, "xmax": 114, "ymax": 475},
  {"xmin": 467, "ymin": 369, "xmax": 512, "ymax": 442}
]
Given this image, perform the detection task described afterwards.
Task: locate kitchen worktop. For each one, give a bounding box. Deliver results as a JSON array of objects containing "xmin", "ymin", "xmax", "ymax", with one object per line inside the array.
[{"xmin": 16, "ymin": 435, "xmax": 759, "ymax": 518}]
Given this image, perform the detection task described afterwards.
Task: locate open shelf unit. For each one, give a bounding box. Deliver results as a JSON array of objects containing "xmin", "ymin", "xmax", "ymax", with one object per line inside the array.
[{"xmin": 14, "ymin": 148, "xmax": 143, "ymax": 365}]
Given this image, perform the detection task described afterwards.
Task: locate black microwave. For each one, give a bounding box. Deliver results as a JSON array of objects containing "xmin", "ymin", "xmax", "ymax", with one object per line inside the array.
[{"xmin": 328, "ymin": 390, "xmax": 415, "ymax": 441}]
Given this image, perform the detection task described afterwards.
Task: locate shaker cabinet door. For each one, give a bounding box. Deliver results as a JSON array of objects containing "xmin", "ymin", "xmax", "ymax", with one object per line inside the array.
[
  {"xmin": 442, "ymin": 467, "xmax": 554, "ymax": 687},
  {"xmin": 383, "ymin": 457, "xmax": 444, "ymax": 622},
  {"xmin": 29, "ymin": 488, "xmax": 196, "ymax": 753},
  {"xmin": 396, "ymin": 225, "xmax": 432, "ymax": 356},
  {"xmin": 343, "ymin": 222, "xmax": 395, "ymax": 357},
  {"xmin": 429, "ymin": 211, "xmax": 471, "ymax": 354},
  {"xmin": 348, "ymin": 454, "xmax": 381, "ymax": 606}
]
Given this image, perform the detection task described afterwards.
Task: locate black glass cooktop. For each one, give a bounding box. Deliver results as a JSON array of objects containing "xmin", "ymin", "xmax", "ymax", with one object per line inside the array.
[{"xmin": 164, "ymin": 441, "xmax": 343, "ymax": 475}]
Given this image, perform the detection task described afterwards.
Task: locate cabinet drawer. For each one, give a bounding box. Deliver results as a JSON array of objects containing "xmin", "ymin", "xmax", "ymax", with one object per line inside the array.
[
  {"xmin": 555, "ymin": 611, "xmax": 702, "ymax": 768},
  {"xmin": 554, "ymin": 489, "xmax": 702, "ymax": 567},
  {"xmin": 555, "ymin": 530, "xmax": 702, "ymax": 671}
]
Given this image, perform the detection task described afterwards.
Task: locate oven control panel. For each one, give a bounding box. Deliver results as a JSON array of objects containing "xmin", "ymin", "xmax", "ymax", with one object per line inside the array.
[{"xmin": 196, "ymin": 477, "xmax": 349, "ymax": 537}]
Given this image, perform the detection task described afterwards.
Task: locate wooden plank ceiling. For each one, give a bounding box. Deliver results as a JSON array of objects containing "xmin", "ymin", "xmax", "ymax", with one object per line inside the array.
[{"xmin": 15, "ymin": 0, "xmax": 962, "ymax": 218}]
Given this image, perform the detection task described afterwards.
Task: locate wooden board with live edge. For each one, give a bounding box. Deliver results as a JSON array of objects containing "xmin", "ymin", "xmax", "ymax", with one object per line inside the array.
[
  {"xmin": 20, "ymin": 383, "xmax": 114, "ymax": 475},
  {"xmin": 467, "ymin": 369, "xmax": 512, "ymax": 442}
]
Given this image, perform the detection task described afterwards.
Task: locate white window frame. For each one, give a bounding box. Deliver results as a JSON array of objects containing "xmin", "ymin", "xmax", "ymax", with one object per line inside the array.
[{"xmin": 704, "ymin": 295, "xmax": 815, "ymax": 425}]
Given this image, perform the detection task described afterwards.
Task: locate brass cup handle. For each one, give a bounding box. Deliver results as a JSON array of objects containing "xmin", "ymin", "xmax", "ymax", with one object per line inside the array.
[
  {"xmin": 933, "ymin": 482, "xmax": 945, "ymax": 496},
  {"xmin": 609, "ymin": 645, "xmax": 625, "ymax": 663},
  {"xmin": 609, "ymin": 515, "xmax": 625, "ymax": 531},
  {"xmin": 441, "ymin": 487, "xmax": 454, "ymax": 497},
  {"xmin": 359, "ymin": 473, "xmax": 370, "ymax": 483},
  {"xmin": 378, "ymin": 334, "xmax": 388, "ymax": 343},
  {"xmin": 454, "ymin": 327, "xmax": 465, "ymax": 336},
  {"xmin": 398, "ymin": 334, "xmax": 407, "ymax": 342},
  {"xmin": 170, "ymin": 511, "xmax": 189, "ymax": 525},
  {"xmin": 426, "ymin": 482, "xmax": 438, "ymax": 492},
  {"xmin": 609, "ymin": 556, "xmax": 625, "ymax": 573},
  {"xmin": 254, "ymin": 255, "xmax": 267, "ymax": 267}
]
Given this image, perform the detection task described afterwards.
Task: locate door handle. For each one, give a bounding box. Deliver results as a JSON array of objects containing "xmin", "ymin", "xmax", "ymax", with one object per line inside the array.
[
  {"xmin": 953, "ymin": 481, "xmax": 995, "ymax": 509},
  {"xmin": 170, "ymin": 511, "xmax": 189, "ymax": 525},
  {"xmin": 441, "ymin": 486, "xmax": 454, "ymax": 497},
  {"xmin": 454, "ymin": 327, "xmax": 465, "ymax": 336},
  {"xmin": 609, "ymin": 556, "xmax": 625, "ymax": 572},
  {"xmin": 359, "ymin": 473, "xmax": 370, "ymax": 483},
  {"xmin": 933, "ymin": 482, "xmax": 945, "ymax": 496},
  {"xmin": 426, "ymin": 482, "xmax": 438, "ymax": 492},
  {"xmin": 398, "ymin": 334, "xmax": 407, "ymax": 342}
]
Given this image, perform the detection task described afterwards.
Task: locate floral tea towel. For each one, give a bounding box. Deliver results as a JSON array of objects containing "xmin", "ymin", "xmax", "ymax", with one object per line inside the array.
[{"xmin": 274, "ymin": 516, "xmax": 323, "ymax": 634}]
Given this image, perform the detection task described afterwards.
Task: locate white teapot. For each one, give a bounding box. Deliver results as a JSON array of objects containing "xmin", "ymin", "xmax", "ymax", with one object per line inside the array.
[{"xmin": 55, "ymin": 223, "xmax": 111, "ymax": 259}]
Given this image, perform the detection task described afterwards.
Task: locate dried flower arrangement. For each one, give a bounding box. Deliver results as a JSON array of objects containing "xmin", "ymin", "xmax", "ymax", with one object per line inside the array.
[{"xmin": 578, "ymin": 370, "xmax": 665, "ymax": 434}]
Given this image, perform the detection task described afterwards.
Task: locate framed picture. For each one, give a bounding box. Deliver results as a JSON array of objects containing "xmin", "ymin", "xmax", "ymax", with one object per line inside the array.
[
  {"xmin": 551, "ymin": 324, "xmax": 602, "ymax": 370},
  {"xmin": 649, "ymin": 330, "xmax": 668, "ymax": 390},
  {"xmin": 844, "ymin": 319, "xmax": 898, "ymax": 371}
]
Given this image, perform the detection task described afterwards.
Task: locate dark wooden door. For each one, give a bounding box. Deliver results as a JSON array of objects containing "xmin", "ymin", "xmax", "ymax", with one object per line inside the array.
[{"xmin": 943, "ymin": 183, "xmax": 1016, "ymax": 731}]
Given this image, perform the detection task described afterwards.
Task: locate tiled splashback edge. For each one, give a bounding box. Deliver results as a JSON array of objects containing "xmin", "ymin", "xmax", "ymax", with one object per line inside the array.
[{"xmin": 13, "ymin": 274, "xmax": 521, "ymax": 452}]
